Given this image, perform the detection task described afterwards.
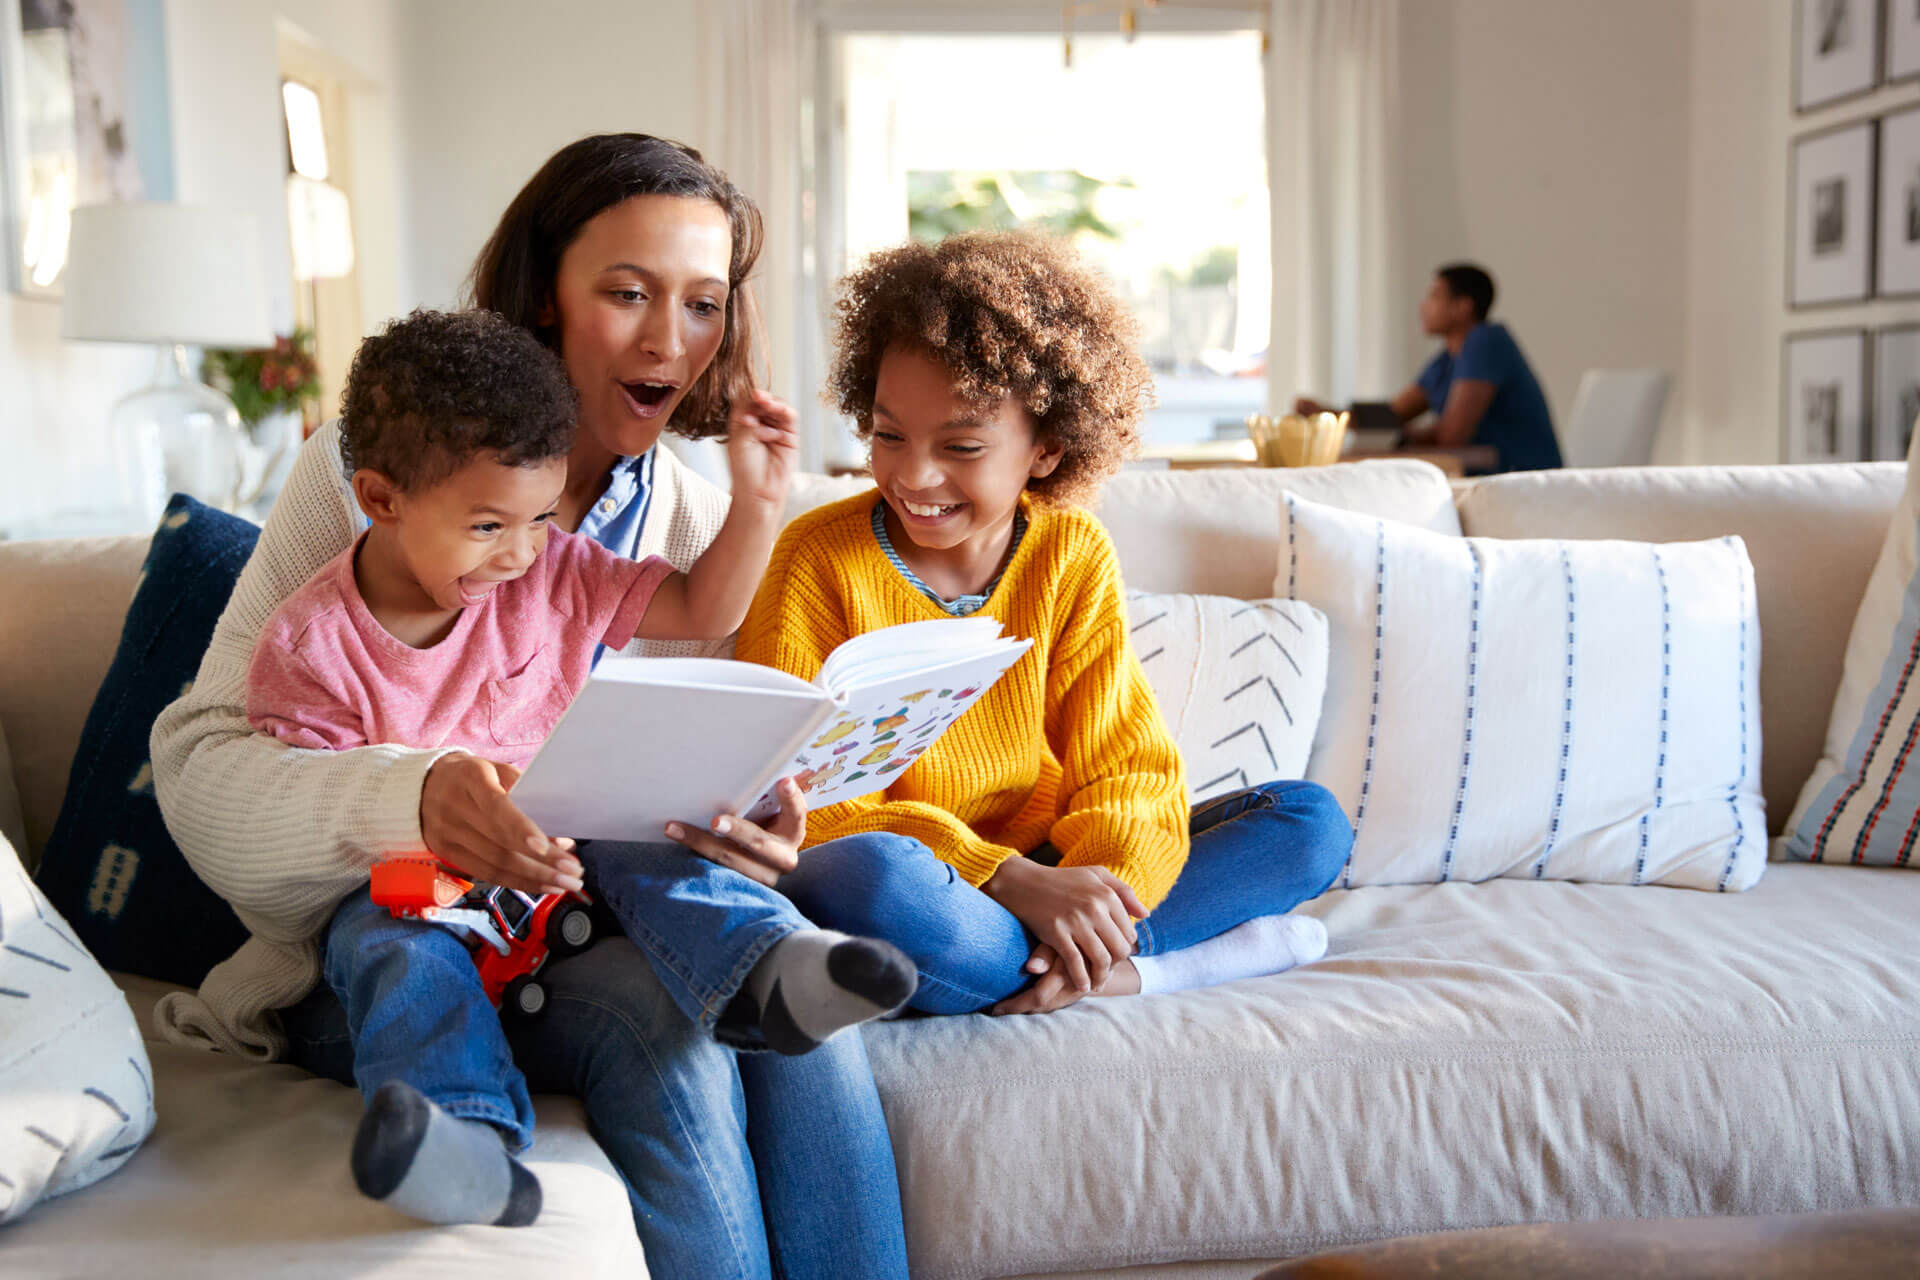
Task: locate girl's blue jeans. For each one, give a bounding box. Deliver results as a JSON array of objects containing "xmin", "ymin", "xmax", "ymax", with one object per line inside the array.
[
  {"xmin": 285, "ymin": 883, "xmax": 909, "ymax": 1280},
  {"xmin": 585, "ymin": 779, "xmax": 1353, "ymax": 1028}
]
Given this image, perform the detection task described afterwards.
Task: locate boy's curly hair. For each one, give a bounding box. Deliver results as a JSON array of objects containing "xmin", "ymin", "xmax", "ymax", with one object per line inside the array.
[
  {"xmin": 339, "ymin": 308, "xmax": 579, "ymax": 492},
  {"xmin": 827, "ymin": 231, "xmax": 1151, "ymax": 506}
]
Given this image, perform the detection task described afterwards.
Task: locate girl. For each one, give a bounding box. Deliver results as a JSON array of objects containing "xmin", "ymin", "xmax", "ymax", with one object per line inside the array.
[
  {"xmin": 150, "ymin": 135, "xmax": 907, "ymax": 1278},
  {"xmin": 730, "ymin": 232, "xmax": 1354, "ymax": 1017}
]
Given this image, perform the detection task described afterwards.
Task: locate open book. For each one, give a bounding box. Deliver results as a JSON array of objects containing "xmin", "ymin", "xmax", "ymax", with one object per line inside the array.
[{"xmin": 510, "ymin": 617, "xmax": 1033, "ymax": 842}]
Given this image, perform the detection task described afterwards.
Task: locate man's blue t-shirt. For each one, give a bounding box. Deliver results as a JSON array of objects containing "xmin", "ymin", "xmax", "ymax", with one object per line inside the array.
[{"xmin": 1415, "ymin": 323, "xmax": 1562, "ymax": 473}]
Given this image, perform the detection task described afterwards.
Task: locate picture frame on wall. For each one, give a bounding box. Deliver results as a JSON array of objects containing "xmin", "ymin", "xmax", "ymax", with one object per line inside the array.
[
  {"xmin": 0, "ymin": 0, "xmax": 174, "ymax": 299},
  {"xmin": 1878, "ymin": 105, "xmax": 1920, "ymax": 296},
  {"xmin": 1783, "ymin": 330, "xmax": 1870, "ymax": 463},
  {"xmin": 1873, "ymin": 325, "xmax": 1920, "ymax": 460},
  {"xmin": 1798, "ymin": 0, "xmax": 1882, "ymax": 111},
  {"xmin": 1892, "ymin": 0, "xmax": 1920, "ymax": 83},
  {"xmin": 1791, "ymin": 120, "xmax": 1877, "ymax": 307}
]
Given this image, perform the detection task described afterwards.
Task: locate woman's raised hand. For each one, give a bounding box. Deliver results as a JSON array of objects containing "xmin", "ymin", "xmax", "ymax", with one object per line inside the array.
[
  {"xmin": 725, "ymin": 390, "xmax": 800, "ymax": 510},
  {"xmin": 419, "ymin": 752, "xmax": 583, "ymax": 896},
  {"xmin": 666, "ymin": 776, "xmax": 808, "ymax": 888}
]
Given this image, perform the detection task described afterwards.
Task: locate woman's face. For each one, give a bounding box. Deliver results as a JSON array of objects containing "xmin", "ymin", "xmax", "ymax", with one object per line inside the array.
[{"xmin": 547, "ymin": 194, "xmax": 734, "ymax": 459}]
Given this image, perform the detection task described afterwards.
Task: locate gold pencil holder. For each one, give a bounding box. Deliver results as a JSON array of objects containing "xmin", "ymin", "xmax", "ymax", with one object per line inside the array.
[{"xmin": 1246, "ymin": 411, "xmax": 1348, "ymax": 467}]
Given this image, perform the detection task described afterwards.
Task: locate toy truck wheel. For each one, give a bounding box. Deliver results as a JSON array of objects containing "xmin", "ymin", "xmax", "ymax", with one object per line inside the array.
[
  {"xmin": 546, "ymin": 902, "xmax": 595, "ymax": 957},
  {"xmin": 504, "ymin": 974, "xmax": 547, "ymax": 1018}
]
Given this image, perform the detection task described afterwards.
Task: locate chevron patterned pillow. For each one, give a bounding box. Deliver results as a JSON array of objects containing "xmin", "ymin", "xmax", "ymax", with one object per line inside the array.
[
  {"xmin": 1126, "ymin": 591, "xmax": 1330, "ymax": 804},
  {"xmin": 0, "ymin": 831, "xmax": 155, "ymax": 1223}
]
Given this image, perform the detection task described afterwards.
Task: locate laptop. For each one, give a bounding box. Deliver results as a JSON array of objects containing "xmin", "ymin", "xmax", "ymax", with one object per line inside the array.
[{"xmin": 1345, "ymin": 400, "xmax": 1402, "ymax": 451}]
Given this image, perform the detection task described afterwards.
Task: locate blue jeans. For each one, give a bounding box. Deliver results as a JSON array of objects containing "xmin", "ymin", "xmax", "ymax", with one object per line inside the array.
[
  {"xmin": 584, "ymin": 782, "xmax": 1351, "ymax": 1026},
  {"xmin": 780, "ymin": 780, "xmax": 1353, "ymax": 1014},
  {"xmin": 585, "ymin": 840, "xmax": 815, "ymax": 1044},
  {"xmin": 286, "ymin": 888, "xmax": 908, "ymax": 1280}
]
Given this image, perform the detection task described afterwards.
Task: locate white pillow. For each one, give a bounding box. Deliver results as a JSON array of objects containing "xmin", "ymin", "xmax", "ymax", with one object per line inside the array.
[
  {"xmin": 0, "ymin": 832, "xmax": 155, "ymax": 1223},
  {"xmin": 1279, "ymin": 492, "xmax": 1766, "ymax": 891},
  {"xmin": 1126, "ymin": 591, "xmax": 1329, "ymax": 804},
  {"xmin": 1785, "ymin": 429, "xmax": 1920, "ymax": 865}
]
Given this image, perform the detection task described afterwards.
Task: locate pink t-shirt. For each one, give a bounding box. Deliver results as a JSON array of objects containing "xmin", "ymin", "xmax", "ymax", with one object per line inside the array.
[{"xmin": 246, "ymin": 526, "xmax": 675, "ymax": 769}]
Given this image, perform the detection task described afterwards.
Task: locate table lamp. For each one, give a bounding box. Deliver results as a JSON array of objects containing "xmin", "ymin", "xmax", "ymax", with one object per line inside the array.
[{"xmin": 61, "ymin": 202, "xmax": 273, "ymax": 526}]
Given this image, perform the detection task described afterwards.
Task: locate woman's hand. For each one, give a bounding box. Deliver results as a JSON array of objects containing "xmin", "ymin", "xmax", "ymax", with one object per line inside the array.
[
  {"xmin": 419, "ymin": 753, "xmax": 583, "ymax": 896},
  {"xmin": 725, "ymin": 390, "xmax": 800, "ymax": 510},
  {"xmin": 666, "ymin": 777, "xmax": 808, "ymax": 888},
  {"xmin": 983, "ymin": 858, "xmax": 1145, "ymax": 996}
]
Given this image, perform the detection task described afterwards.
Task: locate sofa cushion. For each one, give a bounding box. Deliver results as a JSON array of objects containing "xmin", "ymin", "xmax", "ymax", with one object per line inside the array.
[
  {"xmin": 788, "ymin": 460, "xmax": 1462, "ymax": 601},
  {"xmin": 0, "ymin": 973, "xmax": 645, "ymax": 1278},
  {"xmin": 864, "ymin": 862, "xmax": 1920, "ymax": 1280},
  {"xmin": 0, "ymin": 718, "xmax": 26, "ymax": 860},
  {"xmin": 1786, "ymin": 430, "xmax": 1920, "ymax": 865},
  {"xmin": 0, "ymin": 831, "xmax": 155, "ymax": 1224},
  {"xmin": 1280, "ymin": 492, "xmax": 1765, "ymax": 891},
  {"xmin": 1128, "ymin": 591, "xmax": 1328, "ymax": 803},
  {"xmin": 0, "ymin": 534, "xmax": 149, "ymax": 867},
  {"xmin": 1455, "ymin": 463, "xmax": 1904, "ymax": 831},
  {"xmin": 33, "ymin": 496, "xmax": 256, "ymax": 987}
]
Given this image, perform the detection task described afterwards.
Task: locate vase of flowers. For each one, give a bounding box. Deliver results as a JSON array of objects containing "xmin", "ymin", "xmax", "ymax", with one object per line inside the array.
[{"xmin": 203, "ymin": 331, "xmax": 321, "ymax": 516}]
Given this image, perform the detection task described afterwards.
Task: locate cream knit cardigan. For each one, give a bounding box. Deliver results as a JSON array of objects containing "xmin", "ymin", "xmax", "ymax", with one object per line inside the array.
[{"xmin": 150, "ymin": 421, "xmax": 731, "ymax": 1059}]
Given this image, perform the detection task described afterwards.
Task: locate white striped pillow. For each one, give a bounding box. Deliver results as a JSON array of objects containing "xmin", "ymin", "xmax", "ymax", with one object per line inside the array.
[
  {"xmin": 1279, "ymin": 492, "xmax": 1766, "ymax": 891},
  {"xmin": 1785, "ymin": 430, "xmax": 1920, "ymax": 865}
]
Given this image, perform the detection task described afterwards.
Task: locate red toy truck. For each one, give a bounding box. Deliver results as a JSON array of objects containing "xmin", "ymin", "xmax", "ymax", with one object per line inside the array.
[{"xmin": 369, "ymin": 856, "xmax": 595, "ymax": 1017}]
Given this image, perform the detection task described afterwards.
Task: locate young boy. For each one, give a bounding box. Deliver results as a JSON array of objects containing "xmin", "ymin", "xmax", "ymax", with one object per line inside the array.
[
  {"xmin": 246, "ymin": 309, "xmax": 914, "ymax": 1227},
  {"xmin": 730, "ymin": 231, "xmax": 1354, "ymax": 1018}
]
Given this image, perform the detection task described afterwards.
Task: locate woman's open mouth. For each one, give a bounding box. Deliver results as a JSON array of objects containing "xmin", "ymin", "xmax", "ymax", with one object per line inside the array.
[{"xmin": 620, "ymin": 380, "xmax": 679, "ymax": 419}]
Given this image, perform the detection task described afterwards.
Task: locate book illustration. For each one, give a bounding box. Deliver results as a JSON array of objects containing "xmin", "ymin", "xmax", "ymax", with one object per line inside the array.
[{"xmin": 811, "ymin": 719, "xmax": 860, "ymax": 748}]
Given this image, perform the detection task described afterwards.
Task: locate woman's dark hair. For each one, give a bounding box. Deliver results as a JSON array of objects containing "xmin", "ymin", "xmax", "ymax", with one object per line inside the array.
[
  {"xmin": 1436, "ymin": 262, "xmax": 1496, "ymax": 323},
  {"xmin": 466, "ymin": 133, "xmax": 764, "ymax": 439}
]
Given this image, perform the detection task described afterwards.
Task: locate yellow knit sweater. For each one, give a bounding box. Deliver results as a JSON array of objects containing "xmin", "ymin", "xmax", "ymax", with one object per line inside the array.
[{"xmin": 735, "ymin": 490, "xmax": 1191, "ymax": 908}]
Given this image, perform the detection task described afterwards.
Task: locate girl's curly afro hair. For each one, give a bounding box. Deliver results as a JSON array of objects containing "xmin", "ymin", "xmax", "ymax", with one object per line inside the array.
[{"xmin": 827, "ymin": 230, "xmax": 1152, "ymax": 506}]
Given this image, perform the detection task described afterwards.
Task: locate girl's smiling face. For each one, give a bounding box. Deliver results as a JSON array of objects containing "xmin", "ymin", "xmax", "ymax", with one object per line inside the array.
[
  {"xmin": 867, "ymin": 344, "xmax": 1063, "ymax": 590},
  {"xmin": 545, "ymin": 194, "xmax": 734, "ymax": 460}
]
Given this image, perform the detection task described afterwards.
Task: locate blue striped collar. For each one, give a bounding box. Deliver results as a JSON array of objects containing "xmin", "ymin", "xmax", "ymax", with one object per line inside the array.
[{"xmin": 870, "ymin": 500, "xmax": 1027, "ymax": 617}]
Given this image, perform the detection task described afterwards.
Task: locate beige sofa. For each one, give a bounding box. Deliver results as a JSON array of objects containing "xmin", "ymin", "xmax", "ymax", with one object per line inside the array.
[{"xmin": 2, "ymin": 459, "xmax": 1916, "ymax": 1279}]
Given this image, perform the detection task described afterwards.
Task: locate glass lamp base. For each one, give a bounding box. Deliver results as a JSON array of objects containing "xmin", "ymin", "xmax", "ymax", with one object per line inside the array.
[{"xmin": 111, "ymin": 345, "xmax": 244, "ymax": 527}]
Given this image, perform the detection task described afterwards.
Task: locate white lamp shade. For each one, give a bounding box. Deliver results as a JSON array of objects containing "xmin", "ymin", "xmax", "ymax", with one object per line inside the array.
[{"xmin": 61, "ymin": 202, "xmax": 274, "ymax": 348}]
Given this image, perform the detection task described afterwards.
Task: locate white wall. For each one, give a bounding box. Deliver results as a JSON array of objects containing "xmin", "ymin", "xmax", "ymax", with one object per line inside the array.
[
  {"xmin": 2, "ymin": 0, "xmax": 406, "ymax": 530},
  {"xmin": 1395, "ymin": 0, "xmax": 1695, "ymax": 461},
  {"xmin": 1678, "ymin": 0, "xmax": 1920, "ymax": 465},
  {"xmin": 391, "ymin": 0, "xmax": 702, "ymax": 314}
]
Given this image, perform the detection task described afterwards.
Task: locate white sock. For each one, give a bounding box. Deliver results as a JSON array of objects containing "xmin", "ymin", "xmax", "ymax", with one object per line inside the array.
[
  {"xmin": 1133, "ymin": 914, "xmax": 1328, "ymax": 996},
  {"xmin": 743, "ymin": 929, "xmax": 917, "ymax": 1055}
]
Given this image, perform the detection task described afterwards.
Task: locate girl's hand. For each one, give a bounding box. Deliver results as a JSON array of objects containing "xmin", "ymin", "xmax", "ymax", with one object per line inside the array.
[
  {"xmin": 992, "ymin": 950, "xmax": 1087, "ymax": 1016},
  {"xmin": 666, "ymin": 777, "xmax": 808, "ymax": 888},
  {"xmin": 420, "ymin": 753, "xmax": 583, "ymax": 896},
  {"xmin": 725, "ymin": 391, "xmax": 800, "ymax": 510},
  {"xmin": 982, "ymin": 858, "xmax": 1145, "ymax": 995}
]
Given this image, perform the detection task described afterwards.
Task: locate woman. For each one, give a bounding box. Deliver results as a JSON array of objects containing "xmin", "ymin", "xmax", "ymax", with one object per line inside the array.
[{"xmin": 149, "ymin": 134, "xmax": 908, "ymax": 1280}]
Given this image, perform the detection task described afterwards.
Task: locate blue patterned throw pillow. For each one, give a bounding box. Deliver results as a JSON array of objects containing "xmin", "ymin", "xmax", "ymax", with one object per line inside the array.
[{"xmin": 32, "ymin": 495, "xmax": 259, "ymax": 986}]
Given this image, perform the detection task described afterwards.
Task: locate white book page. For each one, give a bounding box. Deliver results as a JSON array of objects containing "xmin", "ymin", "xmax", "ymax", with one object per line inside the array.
[
  {"xmin": 513, "ymin": 673, "xmax": 830, "ymax": 842},
  {"xmin": 816, "ymin": 616, "xmax": 1009, "ymax": 692},
  {"xmin": 744, "ymin": 636, "xmax": 1032, "ymax": 818}
]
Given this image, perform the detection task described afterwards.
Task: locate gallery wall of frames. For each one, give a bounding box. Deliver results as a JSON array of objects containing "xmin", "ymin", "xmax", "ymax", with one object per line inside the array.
[{"xmin": 1786, "ymin": 0, "xmax": 1920, "ymax": 463}]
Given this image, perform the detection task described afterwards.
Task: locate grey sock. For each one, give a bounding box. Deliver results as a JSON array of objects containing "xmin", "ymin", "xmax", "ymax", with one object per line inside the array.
[
  {"xmin": 351, "ymin": 1081, "xmax": 541, "ymax": 1227},
  {"xmin": 743, "ymin": 929, "xmax": 917, "ymax": 1055}
]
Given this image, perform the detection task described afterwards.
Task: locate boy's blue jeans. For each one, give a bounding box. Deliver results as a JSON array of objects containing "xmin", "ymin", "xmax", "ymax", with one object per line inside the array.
[
  {"xmin": 294, "ymin": 888, "xmax": 909, "ymax": 1280},
  {"xmin": 587, "ymin": 779, "xmax": 1353, "ymax": 1028}
]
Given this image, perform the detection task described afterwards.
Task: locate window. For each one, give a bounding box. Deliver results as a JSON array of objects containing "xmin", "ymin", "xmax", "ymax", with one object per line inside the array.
[{"xmin": 828, "ymin": 29, "xmax": 1268, "ymax": 448}]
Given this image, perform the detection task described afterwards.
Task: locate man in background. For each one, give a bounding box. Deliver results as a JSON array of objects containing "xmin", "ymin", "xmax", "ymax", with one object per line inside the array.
[{"xmin": 1296, "ymin": 263, "xmax": 1562, "ymax": 474}]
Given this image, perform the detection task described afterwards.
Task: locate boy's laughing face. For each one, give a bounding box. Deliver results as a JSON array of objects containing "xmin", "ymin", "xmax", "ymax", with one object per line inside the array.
[{"xmin": 866, "ymin": 344, "xmax": 1063, "ymax": 591}]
